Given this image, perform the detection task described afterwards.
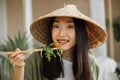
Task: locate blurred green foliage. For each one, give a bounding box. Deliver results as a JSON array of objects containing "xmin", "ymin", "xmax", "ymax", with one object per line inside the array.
[
  {"xmin": 113, "ymin": 17, "xmax": 120, "ymax": 42},
  {"xmin": 0, "ymin": 32, "xmax": 29, "ymax": 80}
]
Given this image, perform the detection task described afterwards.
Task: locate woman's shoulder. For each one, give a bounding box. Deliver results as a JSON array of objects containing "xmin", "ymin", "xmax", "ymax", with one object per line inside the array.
[
  {"xmin": 88, "ymin": 54, "xmax": 99, "ymax": 80},
  {"xmin": 88, "ymin": 53, "xmax": 97, "ymax": 65}
]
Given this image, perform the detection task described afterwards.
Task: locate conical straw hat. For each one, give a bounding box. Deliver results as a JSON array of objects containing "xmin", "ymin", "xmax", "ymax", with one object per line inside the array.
[{"xmin": 30, "ymin": 4, "xmax": 107, "ymax": 48}]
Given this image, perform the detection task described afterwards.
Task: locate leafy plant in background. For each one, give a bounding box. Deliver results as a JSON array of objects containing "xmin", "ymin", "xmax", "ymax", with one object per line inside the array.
[
  {"xmin": 113, "ymin": 17, "xmax": 120, "ymax": 42},
  {"xmin": 0, "ymin": 32, "xmax": 29, "ymax": 80}
]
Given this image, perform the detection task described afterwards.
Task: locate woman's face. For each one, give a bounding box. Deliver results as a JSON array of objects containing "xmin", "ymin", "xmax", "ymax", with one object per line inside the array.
[{"xmin": 52, "ymin": 17, "xmax": 76, "ymax": 51}]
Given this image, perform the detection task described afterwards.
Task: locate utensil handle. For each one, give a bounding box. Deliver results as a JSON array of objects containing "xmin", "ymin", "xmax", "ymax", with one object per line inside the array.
[{"xmin": 0, "ymin": 48, "xmax": 58, "ymax": 55}]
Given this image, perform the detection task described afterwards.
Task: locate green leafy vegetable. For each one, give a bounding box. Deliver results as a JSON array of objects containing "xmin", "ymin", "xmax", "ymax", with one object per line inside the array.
[{"xmin": 42, "ymin": 43, "xmax": 63, "ymax": 61}]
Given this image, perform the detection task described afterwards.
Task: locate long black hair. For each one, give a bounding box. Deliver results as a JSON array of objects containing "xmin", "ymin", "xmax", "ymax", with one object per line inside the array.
[
  {"xmin": 40, "ymin": 17, "xmax": 91, "ymax": 80},
  {"xmin": 73, "ymin": 18, "xmax": 90, "ymax": 80}
]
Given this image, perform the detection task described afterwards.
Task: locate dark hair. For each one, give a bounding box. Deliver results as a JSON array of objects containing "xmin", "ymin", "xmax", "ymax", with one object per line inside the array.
[
  {"xmin": 73, "ymin": 18, "xmax": 90, "ymax": 80},
  {"xmin": 41, "ymin": 17, "xmax": 91, "ymax": 80}
]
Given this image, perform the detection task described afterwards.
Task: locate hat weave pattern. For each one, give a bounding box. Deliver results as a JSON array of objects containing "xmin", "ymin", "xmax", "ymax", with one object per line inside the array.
[{"xmin": 30, "ymin": 4, "xmax": 107, "ymax": 48}]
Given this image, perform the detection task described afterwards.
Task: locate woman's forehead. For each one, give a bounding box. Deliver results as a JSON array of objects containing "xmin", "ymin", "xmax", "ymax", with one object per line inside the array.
[{"xmin": 54, "ymin": 17, "xmax": 74, "ymax": 23}]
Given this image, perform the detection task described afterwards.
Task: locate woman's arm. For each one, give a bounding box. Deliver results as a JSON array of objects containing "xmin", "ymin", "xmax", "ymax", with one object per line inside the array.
[
  {"xmin": 12, "ymin": 66, "xmax": 25, "ymax": 80},
  {"xmin": 9, "ymin": 48, "xmax": 26, "ymax": 80}
]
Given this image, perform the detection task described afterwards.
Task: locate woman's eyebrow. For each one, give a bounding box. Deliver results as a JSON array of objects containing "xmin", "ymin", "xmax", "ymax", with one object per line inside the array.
[{"xmin": 53, "ymin": 20, "xmax": 59, "ymax": 23}]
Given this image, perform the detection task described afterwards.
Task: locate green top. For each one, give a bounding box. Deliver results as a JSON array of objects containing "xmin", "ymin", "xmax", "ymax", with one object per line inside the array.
[{"xmin": 24, "ymin": 52, "xmax": 99, "ymax": 80}]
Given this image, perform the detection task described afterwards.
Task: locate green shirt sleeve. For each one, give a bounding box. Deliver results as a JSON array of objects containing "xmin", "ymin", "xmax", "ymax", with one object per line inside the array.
[
  {"xmin": 24, "ymin": 52, "xmax": 44, "ymax": 80},
  {"xmin": 89, "ymin": 54, "xmax": 99, "ymax": 80}
]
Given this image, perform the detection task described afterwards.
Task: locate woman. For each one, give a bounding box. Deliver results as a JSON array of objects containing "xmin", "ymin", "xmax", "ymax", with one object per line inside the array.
[{"xmin": 10, "ymin": 4, "xmax": 107, "ymax": 80}]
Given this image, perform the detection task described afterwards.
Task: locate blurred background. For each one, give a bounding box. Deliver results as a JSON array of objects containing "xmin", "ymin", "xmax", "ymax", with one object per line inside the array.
[{"xmin": 0, "ymin": 0, "xmax": 120, "ymax": 80}]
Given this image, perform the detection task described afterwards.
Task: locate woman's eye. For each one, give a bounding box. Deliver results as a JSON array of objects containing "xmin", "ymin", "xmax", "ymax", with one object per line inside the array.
[
  {"xmin": 52, "ymin": 25, "xmax": 59, "ymax": 28},
  {"xmin": 68, "ymin": 26, "xmax": 74, "ymax": 29}
]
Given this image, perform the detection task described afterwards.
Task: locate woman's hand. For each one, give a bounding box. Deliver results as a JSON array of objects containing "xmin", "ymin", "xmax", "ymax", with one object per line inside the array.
[
  {"xmin": 9, "ymin": 48, "xmax": 27, "ymax": 68},
  {"xmin": 9, "ymin": 48, "xmax": 26, "ymax": 80}
]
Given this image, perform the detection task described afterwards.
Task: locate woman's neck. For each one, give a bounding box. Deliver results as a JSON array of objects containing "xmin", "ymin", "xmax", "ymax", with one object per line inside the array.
[{"xmin": 62, "ymin": 47, "xmax": 74, "ymax": 61}]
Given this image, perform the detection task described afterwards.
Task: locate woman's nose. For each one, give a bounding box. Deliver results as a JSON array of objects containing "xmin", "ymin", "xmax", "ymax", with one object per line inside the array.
[{"xmin": 59, "ymin": 28, "xmax": 66, "ymax": 37}]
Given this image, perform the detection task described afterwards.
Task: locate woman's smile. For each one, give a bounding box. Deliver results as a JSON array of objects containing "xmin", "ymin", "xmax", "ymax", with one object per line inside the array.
[{"xmin": 57, "ymin": 38, "xmax": 69, "ymax": 45}]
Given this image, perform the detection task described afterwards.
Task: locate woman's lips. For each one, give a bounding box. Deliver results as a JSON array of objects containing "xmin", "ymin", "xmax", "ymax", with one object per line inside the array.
[{"xmin": 57, "ymin": 39, "xmax": 69, "ymax": 45}]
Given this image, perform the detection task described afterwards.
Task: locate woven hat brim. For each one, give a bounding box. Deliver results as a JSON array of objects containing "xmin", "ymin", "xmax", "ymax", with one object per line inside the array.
[
  {"xmin": 30, "ymin": 5, "xmax": 107, "ymax": 48},
  {"xmin": 30, "ymin": 15, "xmax": 107, "ymax": 49}
]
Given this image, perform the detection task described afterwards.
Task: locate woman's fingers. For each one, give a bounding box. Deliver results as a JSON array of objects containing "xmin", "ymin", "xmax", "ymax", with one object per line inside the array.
[
  {"xmin": 9, "ymin": 48, "xmax": 27, "ymax": 67},
  {"xmin": 13, "ymin": 55, "xmax": 26, "ymax": 67},
  {"xmin": 10, "ymin": 48, "xmax": 21, "ymax": 58},
  {"xmin": 10, "ymin": 53, "xmax": 26, "ymax": 63}
]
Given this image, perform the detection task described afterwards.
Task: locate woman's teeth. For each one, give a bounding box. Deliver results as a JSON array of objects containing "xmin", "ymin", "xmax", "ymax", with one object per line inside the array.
[{"xmin": 57, "ymin": 40, "xmax": 69, "ymax": 43}]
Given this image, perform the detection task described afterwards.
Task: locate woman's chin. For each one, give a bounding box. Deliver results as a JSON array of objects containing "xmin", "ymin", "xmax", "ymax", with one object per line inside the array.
[{"xmin": 61, "ymin": 46, "xmax": 70, "ymax": 51}]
